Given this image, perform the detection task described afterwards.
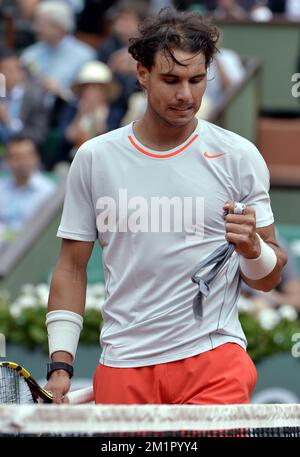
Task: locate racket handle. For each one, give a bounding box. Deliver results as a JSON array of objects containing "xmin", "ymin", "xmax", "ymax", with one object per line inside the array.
[{"xmin": 65, "ymin": 386, "xmax": 94, "ymax": 404}]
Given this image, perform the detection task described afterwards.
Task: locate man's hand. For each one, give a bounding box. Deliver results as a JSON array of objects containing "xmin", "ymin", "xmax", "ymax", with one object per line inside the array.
[
  {"xmin": 44, "ymin": 370, "xmax": 71, "ymax": 404},
  {"xmin": 223, "ymin": 201, "xmax": 287, "ymax": 291},
  {"xmin": 223, "ymin": 200, "xmax": 261, "ymax": 259},
  {"xmin": 40, "ymin": 76, "xmax": 71, "ymax": 101}
]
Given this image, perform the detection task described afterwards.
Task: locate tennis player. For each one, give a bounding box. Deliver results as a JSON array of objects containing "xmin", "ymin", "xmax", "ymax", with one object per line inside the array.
[{"xmin": 45, "ymin": 8, "xmax": 287, "ymax": 404}]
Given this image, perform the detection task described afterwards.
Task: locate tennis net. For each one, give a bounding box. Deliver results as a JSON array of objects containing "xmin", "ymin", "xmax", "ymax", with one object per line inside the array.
[{"xmin": 0, "ymin": 404, "xmax": 300, "ymax": 437}]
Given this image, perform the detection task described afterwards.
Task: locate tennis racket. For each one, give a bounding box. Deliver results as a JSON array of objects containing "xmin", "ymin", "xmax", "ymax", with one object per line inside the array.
[{"xmin": 0, "ymin": 361, "xmax": 94, "ymax": 404}]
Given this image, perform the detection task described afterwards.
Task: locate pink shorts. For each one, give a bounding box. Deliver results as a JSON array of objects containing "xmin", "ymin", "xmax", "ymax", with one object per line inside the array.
[{"xmin": 93, "ymin": 342, "xmax": 257, "ymax": 404}]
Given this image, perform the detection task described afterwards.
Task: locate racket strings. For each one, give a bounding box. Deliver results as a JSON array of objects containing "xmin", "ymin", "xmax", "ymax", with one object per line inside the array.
[{"xmin": 0, "ymin": 366, "xmax": 34, "ymax": 404}]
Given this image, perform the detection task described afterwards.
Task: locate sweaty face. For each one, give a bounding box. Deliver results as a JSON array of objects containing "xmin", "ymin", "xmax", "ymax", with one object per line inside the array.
[{"xmin": 137, "ymin": 49, "xmax": 207, "ymax": 128}]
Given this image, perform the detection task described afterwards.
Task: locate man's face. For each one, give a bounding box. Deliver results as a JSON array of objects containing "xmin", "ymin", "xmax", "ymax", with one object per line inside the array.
[
  {"xmin": 0, "ymin": 57, "xmax": 24, "ymax": 91},
  {"xmin": 137, "ymin": 49, "xmax": 207, "ymax": 128},
  {"xmin": 6, "ymin": 140, "xmax": 39, "ymax": 180},
  {"xmin": 112, "ymin": 12, "xmax": 139, "ymax": 44},
  {"xmin": 34, "ymin": 13, "xmax": 64, "ymax": 44},
  {"xmin": 80, "ymin": 83, "xmax": 108, "ymax": 106}
]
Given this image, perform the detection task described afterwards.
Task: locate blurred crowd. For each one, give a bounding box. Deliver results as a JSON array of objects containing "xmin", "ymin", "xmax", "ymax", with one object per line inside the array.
[
  {"xmin": 0, "ymin": 0, "xmax": 299, "ymax": 311},
  {"xmin": 176, "ymin": 0, "xmax": 300, "ymax": 20},
  {"xmin": 0, "ymin": 0, "xmax": 298, "ymax": 174}
]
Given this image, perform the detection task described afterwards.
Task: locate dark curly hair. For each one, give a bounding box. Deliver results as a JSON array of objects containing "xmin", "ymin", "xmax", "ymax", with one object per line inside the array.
[{"xmin": 128, "ymin": 8, "xmax": 220, "ymax": 70}]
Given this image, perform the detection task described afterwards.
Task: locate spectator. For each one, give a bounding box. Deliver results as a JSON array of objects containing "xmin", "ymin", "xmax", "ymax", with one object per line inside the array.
[
  {"xmin": 0, "ymin": 49, "xmax": 49, "ymax": 147},
  {"xmin": 285, "ymin": 0, "xmax": 300, "ymax": 20},
  {"xmin": 98, "ymin": 0, "xmax": 148, "ymax": 125},
  {"xmin": 0, "ymin": 136, "xmax": 56, "ymax": 241},
  {"xmin": 21, "ymin": 0, "xmax": 96, "ymax": 104},
  {"xmin": 238, "ymin": 0, "xmax": 256, "ymax": 10},
  {"xmin": 250, "ymin": 2, "xmax": 273, "ymax": 21},
  {"xmin": 62, "ymin": 0, "xmax": 84, "ymax": 14},
  {"xmin": 268, "ymin": 0, "xmax": 300, "ymax": 20},
  {"xmin": 148, "ymin": 0, "xmax": 174, "ymax": 14},
  {"xmin": 76, "ymin": 0, "xmax": 119, "ymax": 36},
  {"xmin": 0, "ymin": 0, "xmax": 40, "ymax": 49},
  {"xmin": 174, "ymin": 0, "xmax": 256, "ymax": 11},
  {"xmin": 174, "ymin": 0, "xmax": 255, "ymax": 11},
  {"xmin": 60, "ymin": 60, "xmax": 120, "ymax": 157},
  {"xmin": 205, "ymin": 47, "xmax": 245, "ymax": 104},
  {"xmin": 98, "ymin": 0, "xmax": 147, "ymax": 65},
  {"xmin": 213, "ymin": 0, "xmax": 248, "ymax": 19}
]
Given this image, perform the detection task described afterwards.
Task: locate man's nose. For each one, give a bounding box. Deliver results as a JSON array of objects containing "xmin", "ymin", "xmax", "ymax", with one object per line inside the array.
[{"xmin": 175, "ymin": 83, "xmax": 192, "ymax": 102}]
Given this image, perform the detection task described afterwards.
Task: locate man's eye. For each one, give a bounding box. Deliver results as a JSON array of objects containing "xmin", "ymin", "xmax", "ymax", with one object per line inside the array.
[{"xmin": 164, "ymin": 79, "xmax": 177, "ymax": 84}]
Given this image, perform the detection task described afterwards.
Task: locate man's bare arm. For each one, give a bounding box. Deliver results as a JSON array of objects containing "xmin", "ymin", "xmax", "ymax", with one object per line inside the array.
[
  {"xmin": 45, "ymin": 239, "xmax": 94, "ymax": 402},
  {"xmin": 48, "ymin": 238, "xmax": 94, "ymax": 315}
]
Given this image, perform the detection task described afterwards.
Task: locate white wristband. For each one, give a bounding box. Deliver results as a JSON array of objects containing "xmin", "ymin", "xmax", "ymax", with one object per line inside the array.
[
  {"xmin": 46, "ymin": 310, "xmax": 83, "ymax": 360},
  {"xmin": 239, "ymin": 234, "xmax": 277, "ymax": 280}
]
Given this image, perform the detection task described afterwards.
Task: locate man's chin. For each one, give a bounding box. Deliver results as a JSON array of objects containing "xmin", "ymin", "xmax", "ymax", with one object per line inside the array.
[{"xmin": 165, "ymin": 116, "xmax": 195, "ymax": 127}]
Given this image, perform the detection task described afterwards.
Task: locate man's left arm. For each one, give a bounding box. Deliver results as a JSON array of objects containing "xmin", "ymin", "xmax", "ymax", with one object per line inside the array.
[{"xmin": 223, "ymin": 201, "xmax": 287, "ymax": 292}]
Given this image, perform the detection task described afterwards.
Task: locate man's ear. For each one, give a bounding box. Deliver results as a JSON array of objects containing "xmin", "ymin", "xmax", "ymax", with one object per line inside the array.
[{"xmin": 136, "ymin": 63, "xmax": 149, "ymax": 90}]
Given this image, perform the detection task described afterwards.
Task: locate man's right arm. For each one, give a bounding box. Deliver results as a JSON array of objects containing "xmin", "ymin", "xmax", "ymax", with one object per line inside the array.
[{"xmin": 45, "ymin": 238, "xmax": 94, "ymax": 403}]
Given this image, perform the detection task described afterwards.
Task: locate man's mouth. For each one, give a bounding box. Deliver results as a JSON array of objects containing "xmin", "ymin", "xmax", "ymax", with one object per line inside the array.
[{"xmin": 169, "ymin": 106, "xmax": 193, "ymax": 112}]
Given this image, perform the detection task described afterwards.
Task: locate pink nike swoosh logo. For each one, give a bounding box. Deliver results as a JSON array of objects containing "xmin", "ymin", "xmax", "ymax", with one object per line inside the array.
[{"xmin": 203, "ymin": 151, "xmax": 225, "ymax": 159}]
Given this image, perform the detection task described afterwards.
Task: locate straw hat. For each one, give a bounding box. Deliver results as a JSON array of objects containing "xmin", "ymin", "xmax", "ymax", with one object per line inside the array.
[{"xmin": 72, "ymin": 61, "xmax": 120, "ymax": 101}]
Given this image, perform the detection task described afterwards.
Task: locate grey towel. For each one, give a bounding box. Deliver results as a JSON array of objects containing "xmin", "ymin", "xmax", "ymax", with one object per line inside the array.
[{"xmin": 191, "ymin": 242, "xmax": 236, "ymax": 321}]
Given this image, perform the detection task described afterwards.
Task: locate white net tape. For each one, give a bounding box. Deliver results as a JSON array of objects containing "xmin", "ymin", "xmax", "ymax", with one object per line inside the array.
[{"xmin": 0, "ymin": 404, "xmax": 300, "ymax": 434}]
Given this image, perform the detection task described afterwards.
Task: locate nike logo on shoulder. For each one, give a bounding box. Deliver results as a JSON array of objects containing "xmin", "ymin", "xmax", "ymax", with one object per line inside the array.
[{"xmin": 203, "ymin": 151, "xmax": 225, "ymax": 159}]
